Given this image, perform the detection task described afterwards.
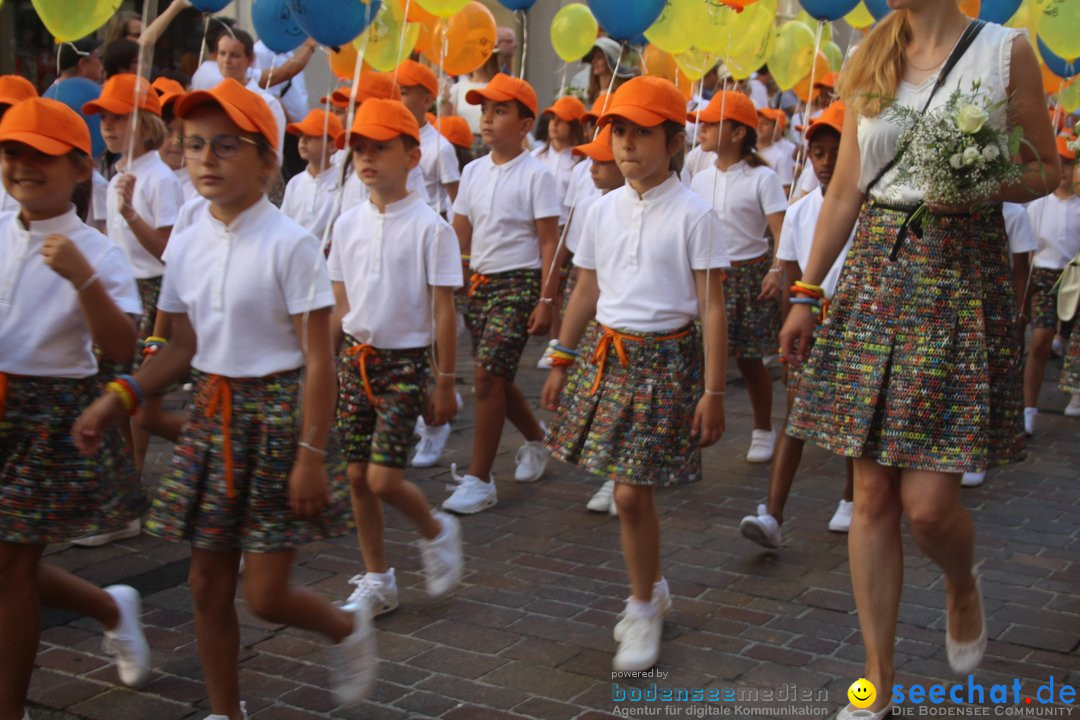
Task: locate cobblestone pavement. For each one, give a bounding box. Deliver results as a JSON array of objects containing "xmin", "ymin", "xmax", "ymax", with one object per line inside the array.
[{"xmin": 28, "ymin": 337, "xmax": 1080, "ymax": 720}]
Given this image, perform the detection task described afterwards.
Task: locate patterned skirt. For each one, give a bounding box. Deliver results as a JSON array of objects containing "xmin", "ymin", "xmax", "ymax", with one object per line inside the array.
[
  {"xmin": 723, "ymin": 254, "xmax": 781, "ymax": 360},
  {"xmin": 146, "ymin": 370, "xmax": 350, "ymax": 553},
  {"xmin": 1028, "ymin": 267, "xmax": 1063, "ymax": 330},
  {"xmin": 787, "ymin": 203, "xmax": 1025, "ymax": 473},
  {"xmin": 1061, "ymin": 332, "xmax": 1080, "ymax": 394},
  {"xmin": 546, "ymin": 323, "xmax": 703, "ymax": 487},
  {"xmin": 0, "ymin": 375, "xmax": 146, "ymax": 544}
]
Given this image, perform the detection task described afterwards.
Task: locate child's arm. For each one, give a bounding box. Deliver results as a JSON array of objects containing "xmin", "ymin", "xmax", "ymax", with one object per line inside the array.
[
  {"xmin": 138, "ymin": 0, "xmax": 190, "ymax": 49},
  {"xmin": 693, "ymin": 268, "xmax": 727, "ymax": 447},
  {"xmin": 428, "ymin": 286, "xmax": 458, "ymax": 426},
  {"xmin": 453, "ymin": 214, "xmax": 472, "ymax": 262},
  {"xmin": 530, "ymin": 215, "xmax": 560, "ymax": 335},
  {"xmin": 116, "ymin": 174, "xmax": 171, "ymax": 260},
  {"xmin": 41, "ymin": 234, "xmax": 136, "ymax": 363},
  {"xmin": 1012, "ymin": 251, "xmax": 1030, "ymax": 321},
  {"xmin": 759, "ymin": 210, "xmax": 787, "ymax": 301},
  {"xmin": 330, "ymin": 281, "xmax": 349, "ymax": 355},
  {"xmin": 539, "ymin": 268, "xmax": 599, "ymax": 412},
  {"xmin": 289, "ymin": 307, "xmax": 335, "ymax": 518},
  {"xmin": 443, "ymin": 182, "xmax": 459, "ymax": 204}
]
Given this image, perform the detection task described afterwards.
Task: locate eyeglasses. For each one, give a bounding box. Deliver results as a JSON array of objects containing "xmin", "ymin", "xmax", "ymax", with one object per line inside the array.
[{"xmin": 181, "ymin": 134, "xmax": 262, "ymax": 160}]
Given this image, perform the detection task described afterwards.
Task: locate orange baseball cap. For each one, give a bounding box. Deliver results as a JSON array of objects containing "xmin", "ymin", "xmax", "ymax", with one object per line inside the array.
[
  {"xmin": 83, "ymin": 73, "xmax": 162, "ymax": 117},
  {"xmin": 0, "ymin": 97, "xmax": 91, "ymax": 155},
  {"xmin": 572, "ymin": 125, "xmax": 614, "ymax": 163},
  {"xmin": 175, "ymin": 77, "xmax": 279, "ymax": 151},
  {"xmin": 286, "ymin": 108, "xmax": 345, "ymax": 140},
  {"xmin": 321, "ymin": 89, "xmax": 349, "ymax": 108},
  {"xmin": 543, "ymin": 96, "xmax": 587, "ymax": 123},
  {"xmin": 0, "ymin": 75, "xmax": 38, "ymax": 108},
  {"xmin": 1058, "ymin": 134, "xmax": 1076, "ymax": 161},
  {"xmin": 806, "ymin": 101, "xmax": 845, "ymax": 142},
  {"xmin": 333, "ymin": 72, "xmax": 401, "ymax": 106},
  {"xmin": 690, "ymin": 90, "xmax": 757, "ymax": 128},
  {"xmin": 814, "ymin": 71, "xmax": 839, "ymax": 89},
  {"xmin": 396, "ymin": 59, "xmax": 438, "ymax": 96},
  {"xmin": 465, "ymin": 73, "xmax": 538, "ymax": 118},
  {"xmin": 583, "ymin": 92, "xmax": 610, "ymax": 123},
  {"xmin": 757, "ymin": 107, "xmax": 787, "ymax": 133},
  {"xmin": 152, "ymin": 77, "xmax": 185, "ymax": 110},
  {"xmin": 338, "ymin": 98, "xmax": 419, "ymax": 149},
  {"xmin": 435, "ymin": 115, "xmax": 473, "ymax": 149},
  {"xmin": 599, "ymin": 76, "xmax": 686, "ymax": 128}
]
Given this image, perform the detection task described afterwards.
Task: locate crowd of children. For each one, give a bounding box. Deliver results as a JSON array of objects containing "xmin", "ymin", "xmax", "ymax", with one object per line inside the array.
[{"xmin": 1, "ymin": 17, "xmax": 1079, "ymax": 719}]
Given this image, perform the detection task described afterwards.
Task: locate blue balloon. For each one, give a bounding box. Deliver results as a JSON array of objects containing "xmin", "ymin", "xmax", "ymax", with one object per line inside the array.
[
  {"xmin": 191, "ymin": 0, "xmax": 232, "ymax": 11},
  {"xmin": 43, "ymin": 77, "xmax": 104, "ymax": 158},
  {"xmin": 253, "ymin": 0, "xmax": 307, "ymax": 53},
  {"xmin": 799, "ymin": 0, "xmax": 860, "ymax": 21},
  {"xmin": 978, "ymin": 0, "xmax": 1022, "ymax": 24},
  {"xmin": 587, "ymin": 0, "xmax": 665, "ymax": 42},
  {"xmin": 865, "ymin": 0, "xmax": 891, "ymax": 20},
  {"xmin": 289, "ymin": 0, "xmax": 381, "ymax": 48},
  {"xmin": 1038, "ymin": 36, "xmax": 1080, "ymax": 79},
  {"xmin": 497, "ymin": 0, "xmax": 537, "ymax": 8}
]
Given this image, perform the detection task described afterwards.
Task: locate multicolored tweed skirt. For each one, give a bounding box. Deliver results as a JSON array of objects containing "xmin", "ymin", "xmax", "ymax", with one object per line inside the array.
[
  {"xmin": 787, "ymin": 203, "xmax": 1025, "ymax": 473},
  {"xmin": 1060, "ymin": 332, "xmax": 1080, "ymax": 394},
  {"xmin": 724, "ymin": 254, "xmax": 781, "ymax": 360}
]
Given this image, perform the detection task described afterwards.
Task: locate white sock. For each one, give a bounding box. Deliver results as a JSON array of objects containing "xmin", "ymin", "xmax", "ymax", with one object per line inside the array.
[
  {"xmin": 627, "ymin": 597, "xmax": 657, "ymax": 618},
  {"xmin": 368, "ymin": 570, "xmax": 394, "ymax": 585},
  {"xmin": 1024, "ymin": 407, "xmax": 1039, "ymax": 417},
  {"xmin": 653, "ymin": 577, "xmax": 669, "ymax": 597}
]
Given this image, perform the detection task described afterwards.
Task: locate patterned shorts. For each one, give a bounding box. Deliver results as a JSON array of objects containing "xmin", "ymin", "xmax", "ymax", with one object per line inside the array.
[
  {"xmin": 1061, "ymin": 332, "xmax": 1080, "ymax": 394},
  {"xmin": 546, "ymin": 323, "xmax": 703, "ymax": 487},
  {"xmin": 464, "ymin": 269, "xmax": 540, "ymax": 381},
  {"xmin": 0, "ymin": 375, "xmax": 146, "ymax": 544},
  {"xmin": 337, "ymin": 340, "xmax": 430, "ymax": 469},
  {"xmin": 146, "ymin": 370, "xmax": 350, "ymax": 553},
  {"xmin": 724, "ymin": 256, "xmax": 781, "ymax": 359},
  {"xmin": 133, "ymin": 276, "xmax": 163, "ymax": 370},
  {"xmin": 1029, "ymin": 266, "xmax": 1062, "ymax": 330}
]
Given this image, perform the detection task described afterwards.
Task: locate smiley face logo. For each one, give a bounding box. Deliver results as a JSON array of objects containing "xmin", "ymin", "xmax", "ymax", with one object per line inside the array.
[{"xmin": 848, "ymin": 678, "xmax": 876, "ymax": 709}]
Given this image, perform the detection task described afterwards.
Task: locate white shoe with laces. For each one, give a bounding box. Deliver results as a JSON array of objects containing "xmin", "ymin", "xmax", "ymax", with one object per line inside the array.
[
  {"xmin": 739, "ymin": 504, "xmax": 781, "ymax": 548},
  {"xmin": 614, "ymin": 579, "xmax": 672, "ymax": 642},
  {"xmin": 329, "ymin": 600, "xmax": 377, "ymax": 705},
  {"xmin": 419, "ymin": 512, "xmax": 463, "ymax": 597},
  {"xmin": 612, "ymin": 601, "xmax": 663, "ymax": 672},
  {"xmin": 961, "ymin": 472, "xmax": 985, "ymax": 488},
  {"xmin": 746, "ymin": 429, "xmax": 776, "ymax": 463},
  {"xmin": 537, "ymin": 339, "xmax": 558, "ymax": 369},
  {"xmin": 102, "ymin": 585, "xmax": 150, "ymax": 686},
  {"xmin": 346, "ymin": 570, "xmax": 399, "ymax": 616},
  {"xmin": 442, "ymin": 464, "xmax": 497, "ymax": 514},
  {"xmin": 1066, "ymin": 394, "xmax": 1080, "ymax": 417},
  {"xmin": 514, "ymin": 441, "xmax": 551, "ymax": 482},
  {"xmin": 203, "ymin": 702, "xmax": 248, "ymax": 720},
  {"xmin": 412, "ymin": 421, "xmax": 451, "ymax": 468},
  {"xmin": 828, "ymin": 499, "xmax": 854, "ymax": 532},
  {"xmin": 72, "ymin": 519, "xmax": 142, "ymax": 547},
  {"xmin": 586, "ymin": 480, "xmax": 616, "ymax": 513}
]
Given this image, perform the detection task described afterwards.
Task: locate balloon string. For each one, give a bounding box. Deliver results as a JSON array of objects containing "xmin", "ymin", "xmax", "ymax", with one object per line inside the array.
[
  {"xmin": 124, "ymin": 0, "xmax": 157, "ymax": 179},
  {"xmin": 560, "ymin": 61, "xmax": 569, "ymax": 97},
  {"xmin": 518, "ymin": 9, "xmax": 528, "ymax": 80},
  {"xmin": 787, "ymin": 18, "xmax": 825, "ymax": 204},
  {"xmin": 392, "ymin": 0, "xmax": 413, "ymax": 89},
  {"xmin": 704, "ymin": 76, "xmax": 731, "ymax": 375},
  {"xmin": 197, "ymin": 14, "xmax": 210, "ymax": 70},
  {"xmin": 428, "ymin": 28, "xmax": 452, "ymax": 386}
]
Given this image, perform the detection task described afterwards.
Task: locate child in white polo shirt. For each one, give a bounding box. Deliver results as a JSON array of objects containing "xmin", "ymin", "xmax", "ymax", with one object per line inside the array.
[
  {"xmin": 757, "ymin": 108, "xmax": 796, "ymax": 194},
  {"xmin": 396, "ymin": 60, "xmax": 461, "ymax": 212},
  {"xmin": 444, "ymin": 74, "xmax": 561, "ymax": 515},
  {"xmin": 281, "ymin": 108, "xmax": 343, "ymax": 241},
  {"xmin": 534, "ymin": 95, "xmax": 586, "ymax": 224},
  {"xmin": 690, "ymin": 90, "xmax": 787, "ymax": 464}
]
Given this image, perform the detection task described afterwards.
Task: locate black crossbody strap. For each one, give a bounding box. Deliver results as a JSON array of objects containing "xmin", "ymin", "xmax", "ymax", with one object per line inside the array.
[{"xmin": 866, "ymin": 19, "xmax": 987, "ymax": 194}]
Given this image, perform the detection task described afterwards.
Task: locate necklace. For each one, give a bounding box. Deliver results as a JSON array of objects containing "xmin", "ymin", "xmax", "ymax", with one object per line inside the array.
[{"xmin": 906, "ymin": 21, "xmax": 970, "ymax": 72}]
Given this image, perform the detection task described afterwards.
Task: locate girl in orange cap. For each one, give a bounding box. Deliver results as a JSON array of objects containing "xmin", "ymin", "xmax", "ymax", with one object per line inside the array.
[{"xmin": 0, "ymin": 97, "xmax": 150, "ymax": 719}]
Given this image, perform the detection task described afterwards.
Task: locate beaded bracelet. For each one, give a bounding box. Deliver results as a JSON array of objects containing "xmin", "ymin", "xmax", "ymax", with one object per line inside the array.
[
  {"xmin": 553, "ymin": 344, "xmax": 579, "ymax": 357},
  {"xmin": 118, "ymin": 374, "xmax": 144, "ymax": 406},
  {"xmin": 792, "ymin": 280, "xmax": 825, "ymax": 297},
  {"xmin": 106, "ymin": 378, "xmax": 140, "ymax": 415},
  {"xmin": 549, "ymin": 356, "xmax": 576, "ymax": 368}
]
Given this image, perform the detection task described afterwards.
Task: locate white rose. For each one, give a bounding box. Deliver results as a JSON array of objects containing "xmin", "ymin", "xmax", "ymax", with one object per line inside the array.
[
  {"xmin": 962, "ymin": 146, "xmax": 981, "ymax": 166},
  {"xmin": 954, "ymin": 103, "xmax": 989, "ymax": 134},
  {"xmin": 982, "ymin": 144, "xmax": 1000, "ymax": 162},
  {"xmin": 950, "ymin": 152, "xmax": 965, "ymax": 169}
]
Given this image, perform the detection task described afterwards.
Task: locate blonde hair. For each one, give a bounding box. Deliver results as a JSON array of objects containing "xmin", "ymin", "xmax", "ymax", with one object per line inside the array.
[
  {"xmin": 838, "ymin": 11, "xmax": 911, "ymax": 118},
  {"xmin": 138, "ymin": 112, "xmax": 168, "ymax": 152}
]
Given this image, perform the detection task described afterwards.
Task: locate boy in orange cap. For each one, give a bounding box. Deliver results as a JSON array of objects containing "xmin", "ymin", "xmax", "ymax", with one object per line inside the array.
[
  {"xmin": 0, "ymin": 96, "xmax": 150, "ymax": 716},
  {"xmin": 757, "ymin": 106, "xmax": 797, "ymax": 193},
  {"xmin": 396, "ymin": 60, "xmax": 461, "ymax": 213},
  {"xmin": 0, "ymin": 74, "xmax": 39, "ymax": 213},
  {"xmin": 281, "ymin": 108, "xmax": 344, "ymax": 241},
  {"xmin": 442, "ymin": 74, "xmax": 562, "ymax": 514},
  {"xmin": 327, "ymin": 97, "xmax": 465, "ymax": 621}
]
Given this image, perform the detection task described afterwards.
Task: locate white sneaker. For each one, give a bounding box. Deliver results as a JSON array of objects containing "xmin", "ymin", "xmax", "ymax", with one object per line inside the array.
[
  {"xmin": 346, "ymin": 570, "xmax": 399, "ymax": 616},
  {"xmin": 739, "ymin": 504, "xmax": 781, "ymax": 548},
  {"xmin": 614, "ymin": 579, "xmax": 672, "ymax": 642},
  {"xmin": 612, "ymin": 601, "xmax": 663, "ymax": 672},
  {"xmin": 961, "ymin": 472, "xmax": 985, "ymax": 488},
  {"xmin": 537, "ymin": 339, "xmax": 558, "ymax": 369},
  {"xmin": 746, "ymin": 429, "xmax": 776, "ymax": 463},
  {"xmin": 72, "ymin": 519, "xmax": 142, "ymax": 547},
  {"xmin": 102, "ymin": 585, "xmax": 150, "ymax": 686},
  {"xmin": 827, "ymin": 499, "xmax": 853, "ymax": 532},
  {"xmin": 419, "ymin": 512, "xmax": 463, "ymax": 597},
  {"xmin": 412, "ymin": 421, "xmax": 451, "ymax": 468},
  {"xmin": 203, "ymin": 702, "xmax": 248, "ymax": 720},
  {"xmin": 329, "ymin": 601, "xmax": 377, "ymax": 705},
  {"xmin": 586, "ymin": 480, "xmax": 615, "ymax": 513},
  {"xmin": 1052, "ymin": 334, "xmax": 1066, "ymax": 357},
  {"xmin": 514, "ymin": 440, "xmax": 551, "ymax": 482},
  {"xmin": 1024, "ymin": 407, "xmax": 1037, "ymax": 435},
  {"xmin": 442, "ymin": 464, "xmax": 497, "ymax": 514},
  {"xmin": 1066, "ymin": 394, "xmax": 1080, "ymax": 417}
]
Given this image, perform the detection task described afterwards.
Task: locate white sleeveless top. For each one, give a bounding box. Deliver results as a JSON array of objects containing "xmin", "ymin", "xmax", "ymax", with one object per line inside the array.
[{"xmin": 857, "ymin": 22, "xmax": 1021, "ymax": 204}]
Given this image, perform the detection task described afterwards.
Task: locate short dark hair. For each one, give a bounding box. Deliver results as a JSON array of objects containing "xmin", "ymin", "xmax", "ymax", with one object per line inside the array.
[
  {"xmin": 808, "ymin": 125, "xmax": 841, "ymax": 148},
  {"xmin": 401, "ymin": 135, "xmax": 419, "ymax": 152},
  {"xmin": 217, "ymin": 28, "xmax": 254, "ymax": 58},
  {"xmin": 57, "ymin": 38, "xmax": 102, "ymax": 73},
  {"xmin": 514, "ymin": 100, "xmax": 534, "ymax": 120},
  {"xmin": 661, "ymin": 120, "xmax": 686, "ymax": 174},
  {"xmin": 205, "ymin": 17, "xmax": 237, "ymax": 56},
  {"xmin": 103, "ymin": 39, "xmax": 139, "ymax": 78}
]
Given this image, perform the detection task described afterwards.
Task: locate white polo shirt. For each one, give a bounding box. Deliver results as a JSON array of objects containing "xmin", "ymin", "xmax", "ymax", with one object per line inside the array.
[
  {"xmin": 0, "ymin": 183, "xmax": 15, "ymax": 214},
  {"xmin": 157, "ymin": 197, "xmax": 334, "ymax": 377},
  {"xmin": 0, "ymin": 207, "xmax": 141, "ymax": 377},
  {"xmin": 684, "ymin": 143, "xmax": 717, "ymax": 180},
  {"xmin": 691, "ymin": 159, "xmax": 787, "ymax": 261},
  {"xmin": 175, "ymin": 167, "xmax": 199, "ymax": 205},
  {"xmin": 759, "ymin": 138, "xmax": 796, "ymax": 187},
  {"xmin": 339, "ymin": 158, "xmax": 431, "ymax": 213},
  {"xmin": 1003, "ymin": 202, "xmax": 1037, "ymax": 255},
  {"xmin": 419, "ymin": 122, "xmax": 461, "ymax": 213},
  {"xmin": 532, "ymin": 145, "xmax": 578, "ymax": 224},
  {"xmin": 566, "ymin": 193, "xmax": 602, "ymax": 255},
  {"xmin": 574, "ymin": 174, "xmax": 729, "ymax": 333},
  {"xmin": 1028, "ymin": 193, "xmax": 1080, "ymax": 270},
  {"xmin": 281, "ymin": 165, "xmax": 339, "ymax": 241},
  {"xmin": 107, "ymin": 151, "xmax": 184, "ymax": 279},
  {"xmin": 453, "ymin": 150, "xmax": 561, "ymax": 275},
  {"xmin": 328, "ymin": 193, "xmax": 462, "ymax": 349},
  {"xmin": 776, "ymin": 187, "xmax": 853, "ymax": 298},
  {"xmin": 565, "ymin": 157, "xmax": 600, "ymax": 211},
  {"xmin": 791, "ymin": 162, "xmax": 821, "ymax": 203}
]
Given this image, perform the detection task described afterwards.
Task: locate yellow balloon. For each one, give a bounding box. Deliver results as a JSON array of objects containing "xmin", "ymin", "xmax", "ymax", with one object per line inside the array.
[
  {"xmin": 359, "ymin": 1, "xmax": 420, "ymax": 72},
  {"xmin": 725, "ymin": 24, "xmax": 777, "ymax": 80},
  {"xmin": 795, "ymin": 9, "xmax": 832, "ymax": 46},
  {"xmin": 674, "ymin": 47, "xmax": 714, "ymax": 82},
  {"xmin": 724, "ymin": 0, "xmax": 776, "ymax": 61},
  {"xmin": 688, "ymin": 2, "xmax": 735, "ymax": 55},
  {"xmin": 1060, "ymin": 80, "xmax": 1080, "ymax": 114},
  {"xmin": 550, "ymin": 3, "xmax": 599, "ymax": 64},
  {"xmin": 769, "ymin": 21, "xmax": 817, "ymax": 91},
  {"xmin": 844, "ymin": 1, "xmax": 875, "ymax": 29},
  {"xmin": 644, "ymin": 0, "xmax": 696, "ymax": 55},
  {"xmin": 415, "ymin": 0, "xmax": 469, "ymax": 19},
  {"xmin": 33, "ymin": 0, "xmax": 120, "ymax": 41},
  {"xmin": 823, "ymin": 40, "xmax": 843, "ymax": 71},
  {"xmin": 1037, "ymin": 0, "xmax": 1080, "ymax": 61}
]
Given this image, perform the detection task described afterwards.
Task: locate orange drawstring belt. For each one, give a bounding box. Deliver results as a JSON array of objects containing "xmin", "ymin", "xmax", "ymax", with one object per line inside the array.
[
  {"xmin": 589, "ymin": 325, "xmax": 694, "ymax": 397},
  {"xmin": 468, "ymin": 272, "xmax": 490, "ymax": 297},
  {"xmin": 197, "ymin": 375, "xmax": 236, "ymax": 499},
  {"xmin": 346, "ymin": 343, "xmax": 379, "ymax": 407}
]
